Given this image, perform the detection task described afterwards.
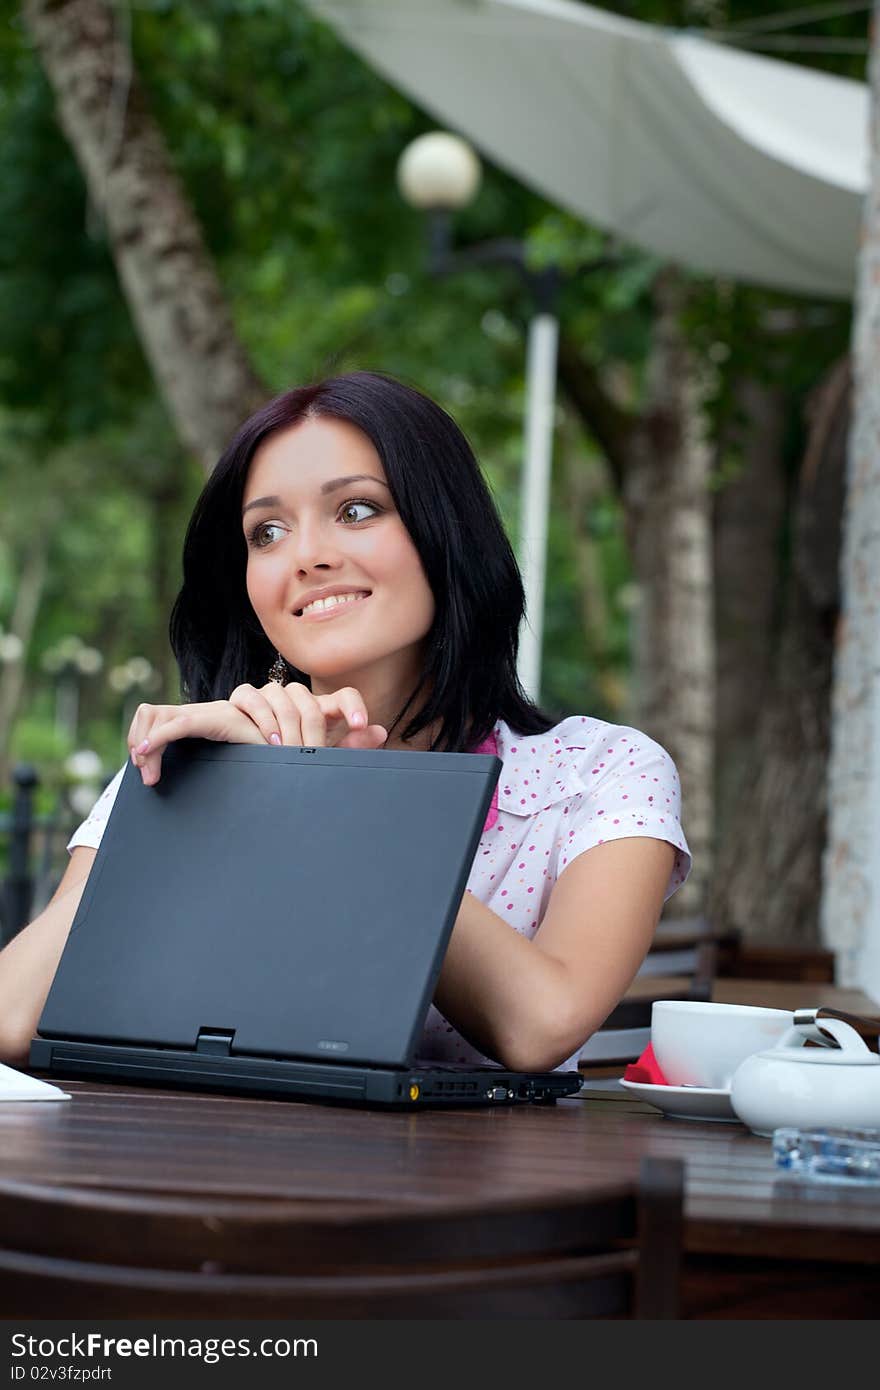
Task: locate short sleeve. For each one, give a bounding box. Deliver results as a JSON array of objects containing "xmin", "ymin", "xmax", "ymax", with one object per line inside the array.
[
  {"xmin": 66, "ymin": 765, "xmax": 126, "ymax": 853},
  {"xmin": 555, "ymin": 733, "xmax": 691, "ymax": 901}
]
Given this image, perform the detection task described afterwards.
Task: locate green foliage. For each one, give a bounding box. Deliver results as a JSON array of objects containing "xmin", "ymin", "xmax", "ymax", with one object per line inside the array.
[
  {"xmin": 0, "ymin": 20, "xmax": 151, "ymax": 434},
  {"xmin": 10, "ymin": 714, "xmax": 72, "ymax": 771}
]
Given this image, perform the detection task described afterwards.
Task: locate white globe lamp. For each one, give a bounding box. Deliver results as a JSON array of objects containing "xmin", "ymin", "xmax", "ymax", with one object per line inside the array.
[{"xmin": 396, "ymin": 132, "xmax": 482, "ymax": 211}]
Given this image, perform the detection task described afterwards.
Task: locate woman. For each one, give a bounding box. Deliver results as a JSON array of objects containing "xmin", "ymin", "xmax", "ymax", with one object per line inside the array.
[{"xmin": 0, "ymin": 372, "xmax": 690, "ymax": 1070}]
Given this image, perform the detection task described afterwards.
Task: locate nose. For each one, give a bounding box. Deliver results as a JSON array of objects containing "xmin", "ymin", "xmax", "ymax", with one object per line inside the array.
[{"xmin": 288, "ymin": 514, "xmax": 343, "ymax": 577}]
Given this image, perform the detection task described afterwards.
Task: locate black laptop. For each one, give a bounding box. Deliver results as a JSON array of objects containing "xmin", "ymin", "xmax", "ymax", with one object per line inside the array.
[{"xmin": 31, "ymin": 740, "xmax": 582, "ymax": 1108}]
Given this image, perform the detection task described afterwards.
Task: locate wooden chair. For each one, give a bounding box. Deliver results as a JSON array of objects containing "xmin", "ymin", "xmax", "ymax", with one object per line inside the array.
[
  {"xmin": 718, "ymin": 941, "xmax": 835, "ymax": 984},
  {"xmin": 0, "ymin": 1157, "xmax": 684, "ymax": 1318}
]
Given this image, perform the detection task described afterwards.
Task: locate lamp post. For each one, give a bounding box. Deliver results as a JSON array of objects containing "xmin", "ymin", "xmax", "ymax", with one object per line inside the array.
[
  {"xmin": 397, "ymin": 131, "xmax": 562, "ymax": 703},
  {"xmin": 41, "ymin": 636, "xmax": 104, "ymax": 744}
]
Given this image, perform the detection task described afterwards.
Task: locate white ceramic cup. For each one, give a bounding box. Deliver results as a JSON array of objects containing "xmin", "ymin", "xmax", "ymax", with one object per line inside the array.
[{"xmin": 651, "ymin": 1000, "xmax": 794, "ymax": 1090}]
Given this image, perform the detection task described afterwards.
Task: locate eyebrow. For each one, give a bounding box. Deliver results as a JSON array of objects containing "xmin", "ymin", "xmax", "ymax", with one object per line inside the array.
[{"xmin": 242, "ymin": 475, "xmax": 390, "ymax": 518}]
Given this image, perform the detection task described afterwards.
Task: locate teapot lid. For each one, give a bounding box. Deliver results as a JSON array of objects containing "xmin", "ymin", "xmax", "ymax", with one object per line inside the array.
[
  {"xmin": 755, "ymin": 1045, "xmax": 879, "ymax": 1067},
  {"xmin": 757, "ymin": 1012, "xmax": 880, "ymax": 1066}
]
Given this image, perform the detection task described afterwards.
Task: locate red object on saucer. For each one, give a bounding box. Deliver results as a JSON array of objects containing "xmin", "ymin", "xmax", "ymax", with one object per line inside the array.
[{"xmin": 623, "ymin": 1043, "xmax": 669, "ymax": 1085}]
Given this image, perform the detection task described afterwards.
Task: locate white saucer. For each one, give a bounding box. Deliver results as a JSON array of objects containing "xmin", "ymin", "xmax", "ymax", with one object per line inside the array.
[{"xmin": 620, "ymin": 1078, "xmax": 739, "ymax": 1123}]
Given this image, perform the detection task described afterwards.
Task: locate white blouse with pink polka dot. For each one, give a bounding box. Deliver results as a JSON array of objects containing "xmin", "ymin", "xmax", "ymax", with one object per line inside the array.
[{"xmin": 67, "ymin": 713, "xmax": 691, "ymax": 1076}]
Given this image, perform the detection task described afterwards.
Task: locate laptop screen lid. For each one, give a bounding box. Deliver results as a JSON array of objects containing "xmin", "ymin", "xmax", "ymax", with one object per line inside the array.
[{"xmin": 38, "ymin": 740, "xmax": 501, "ymax": 1068}]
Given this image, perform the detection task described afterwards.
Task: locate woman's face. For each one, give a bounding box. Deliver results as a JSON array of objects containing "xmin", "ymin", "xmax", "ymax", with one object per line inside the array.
[{"xmin": 242, "ymin": 415, "xmax": 436, "ymax": 702}]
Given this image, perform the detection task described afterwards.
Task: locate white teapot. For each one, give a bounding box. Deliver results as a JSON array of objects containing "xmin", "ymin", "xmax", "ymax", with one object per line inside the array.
[{"xmin": 730, "ymin": 1008, "xmax": 880, "ymax": 1137}]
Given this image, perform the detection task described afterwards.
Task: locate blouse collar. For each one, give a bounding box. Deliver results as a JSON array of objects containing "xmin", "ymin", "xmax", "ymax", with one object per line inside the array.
[{"xmin": 471, "ymin": 718, "xmax": 589, "ymax": 829}]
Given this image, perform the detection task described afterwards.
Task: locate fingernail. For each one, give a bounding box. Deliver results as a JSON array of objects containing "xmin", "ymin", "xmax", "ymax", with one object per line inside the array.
[
  {"xmin": 137, "ymin": 739, "xmax": 150, "ymax": 754},
  {"xmin": 269, "ymin": 733, "xmax": 282, "ymax": 746},
  {"xmin": 351, "ymin": 712, "xmax": 366, "ymax": 728}
]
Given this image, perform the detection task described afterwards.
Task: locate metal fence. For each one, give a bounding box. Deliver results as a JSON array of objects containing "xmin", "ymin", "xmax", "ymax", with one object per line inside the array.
[{"xmin": 0, "ymin": 765, "xmax": 81, "ymax": 947}]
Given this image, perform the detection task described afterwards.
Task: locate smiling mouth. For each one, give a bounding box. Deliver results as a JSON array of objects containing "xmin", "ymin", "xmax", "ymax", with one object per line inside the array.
[{"xmin": 294, "ymin": 591, "xmax": 371, "ymax": 618}]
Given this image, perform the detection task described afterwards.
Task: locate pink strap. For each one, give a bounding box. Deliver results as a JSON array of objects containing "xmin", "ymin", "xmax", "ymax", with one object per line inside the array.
[{"xmin": 470, "ymin": 730, "xmax": 499, "ymax": 833}]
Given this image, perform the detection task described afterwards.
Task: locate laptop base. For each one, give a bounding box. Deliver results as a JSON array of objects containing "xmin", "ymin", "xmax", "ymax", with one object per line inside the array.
[{"xmin": 29, "ymin": 1038, "xmax": 583, "ymax": 1109}]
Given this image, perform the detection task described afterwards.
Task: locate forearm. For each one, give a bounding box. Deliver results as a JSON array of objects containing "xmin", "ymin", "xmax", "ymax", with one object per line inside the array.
[
  {"xmin": 432, "ymin": 891, "xmax": 587, "ymax": 1072},
  {"xmin": 0, "ymin": 879, "xmax": 86, "ymax": 1066}
]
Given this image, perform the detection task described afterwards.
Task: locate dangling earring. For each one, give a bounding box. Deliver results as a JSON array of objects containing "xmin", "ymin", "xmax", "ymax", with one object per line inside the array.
[{"xmin": 267, "ymin": 651, "xmax": 288, "ymax": 685}]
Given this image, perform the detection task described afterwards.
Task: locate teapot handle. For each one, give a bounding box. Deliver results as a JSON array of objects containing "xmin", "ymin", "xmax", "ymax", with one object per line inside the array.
[
  {"xmin": 802, "ymin": 1006, "xmax": 880, "ymax": 1053},
  {"xmin": 778, "ymin": 1009, "xmax": 875, "ymax": 1054}
]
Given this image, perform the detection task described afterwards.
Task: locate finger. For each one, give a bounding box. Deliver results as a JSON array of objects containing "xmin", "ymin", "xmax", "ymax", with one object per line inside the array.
[
  {"xmin": 127, "ymin": 703, "xmax": 164, "ymax": 763},
  {"xmin": 132, "ymin": 705, "xmax": 218, "ymax": 784},
  {"xmin": 314, "ymin": 687, "xmax": 370, "ymax": 737},
  {"xmin": 228, "ymin": 684, "xmax": 283, "ymax": 745},
  {"xmin": 128, "ymin": 704, "xmax": 171, "ymax": 779},
  {"xmin": 258, "ymin": 682, "xmax": 305, "ymax": 747},
  {"xmin": 132, "ymin": 713, "xmax": 185, "ymax": 785},
  {"xmin": 283, "ymin": 683, "xmax": 328, "ymax": 746}
]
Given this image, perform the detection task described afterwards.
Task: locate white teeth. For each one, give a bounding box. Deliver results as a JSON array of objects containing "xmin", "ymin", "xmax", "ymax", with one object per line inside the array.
[{"xmin": 301, "ymin": 592, "xmax": 368, "ymax": 616}]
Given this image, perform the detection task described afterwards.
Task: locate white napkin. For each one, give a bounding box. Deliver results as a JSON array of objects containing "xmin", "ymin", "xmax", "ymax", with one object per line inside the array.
[{"xmin": 0, "ymin": 1061, "xmax": 70, "ymax": 1101}]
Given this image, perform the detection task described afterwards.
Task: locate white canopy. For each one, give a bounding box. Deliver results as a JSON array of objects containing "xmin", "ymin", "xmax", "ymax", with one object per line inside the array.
[{"xmin": 308, "ymin": 0, "xmax": 868, "ymax": 299}]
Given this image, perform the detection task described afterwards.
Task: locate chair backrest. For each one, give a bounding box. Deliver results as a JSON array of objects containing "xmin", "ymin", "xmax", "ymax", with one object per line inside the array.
[
  {"xmin": 633, "ymin": 914, "xmax": 718, "ymax": 987},
  {"xmin": 0, "ymin": 1157, "xmax": 684, "ymax": 1319}
]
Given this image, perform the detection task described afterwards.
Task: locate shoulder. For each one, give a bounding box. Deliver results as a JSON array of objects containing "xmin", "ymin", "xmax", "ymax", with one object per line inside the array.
[
  {"xmin": 555, "ymin": 715, "xmax": 681, "ymax": 787},
  {"xmin": 494, "ymin": 715, "xmax": 680, "ymax": 814},
  {"xmin": 492, "ymin": 716, "xmax": 690, "ymax": 900}
]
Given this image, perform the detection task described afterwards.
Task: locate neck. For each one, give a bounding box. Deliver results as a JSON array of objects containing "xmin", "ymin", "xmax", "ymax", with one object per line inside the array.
[
  {"xmin": 383, "ymin": 719, "xmax": 441, "ymax": 753},
  {"xmin": 310, "ymin": 657, "xmax": 439, "ymax": 750}
]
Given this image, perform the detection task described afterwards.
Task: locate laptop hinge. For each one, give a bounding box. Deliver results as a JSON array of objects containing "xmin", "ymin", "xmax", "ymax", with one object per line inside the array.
[{"xmin": 195, "ymin": 1028, "xmax": 235, "ymax": 1057}]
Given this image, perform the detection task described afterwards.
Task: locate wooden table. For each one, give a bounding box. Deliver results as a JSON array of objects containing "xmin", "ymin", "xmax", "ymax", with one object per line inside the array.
[
  {"xmin": 629, "ymin": 976, "xmax": 880, "ymax": 1014},
  {"xmin": 4, "ymin": 978, "xmax": 879, "ymax": 1319}
]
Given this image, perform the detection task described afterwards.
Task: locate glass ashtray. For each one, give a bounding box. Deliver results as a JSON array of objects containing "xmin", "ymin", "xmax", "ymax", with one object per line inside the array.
[{"xmin": 772, "ymin": 1127, "xmax": 880, "ymax": 1185}]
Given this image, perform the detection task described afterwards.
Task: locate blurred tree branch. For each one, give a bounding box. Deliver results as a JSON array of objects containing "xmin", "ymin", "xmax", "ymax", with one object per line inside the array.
[
  {"xmin": 556, "ymin": 334, "xmax": 634, "ymax": 495},
  {"xmin": 22, "ymin": 0, "xmax": 266, "ymax": 471}
]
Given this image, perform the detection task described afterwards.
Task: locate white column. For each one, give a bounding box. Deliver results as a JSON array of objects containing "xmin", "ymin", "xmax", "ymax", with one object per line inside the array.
[
  {"xmin": 821, "ymin": 7, "xmax": 880, "ymax": 1000},
  {"xmin": 517, "ymin": 311, "xmax": 558, "ymax": 704},
  {"xmin": 857, "ymin": 667, "xmax": 880, "ymax": 994}
]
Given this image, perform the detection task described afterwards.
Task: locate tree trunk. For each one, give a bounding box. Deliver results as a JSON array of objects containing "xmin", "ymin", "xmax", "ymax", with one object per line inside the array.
[
  {"xmin": 23, "ymin": 0, "xmax": 266, "ymax": 472},
  {"xmin": 624, "ymin": 273, "xmax": 715, "ymax": 914},
  {"xmin": 713, "ymin": 381, "xmax": 788, "ymax": 850},
  {"xmin": 710, "ymin": 361, "xmax": 848, "ymax": 946},
  {"xmin": 823, "ymin": 8, "xmax": 880, "ymax": 993},
  {"xmin": 0, "ymin": 520, "xmax": 56, "ymax": 785}
]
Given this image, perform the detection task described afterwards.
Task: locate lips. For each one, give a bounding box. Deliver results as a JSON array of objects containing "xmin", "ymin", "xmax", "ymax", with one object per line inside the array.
[{"xmin": 294, "ymin": 592, "xmax": 371, "ymax": 620}]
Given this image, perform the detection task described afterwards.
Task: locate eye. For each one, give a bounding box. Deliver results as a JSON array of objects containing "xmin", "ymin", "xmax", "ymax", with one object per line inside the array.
[
  {"xmin": 339, "ymin": 499, "xmax": 380, "ymax": 524},
  {"xmin": 247, "ymin": 521, "xmax": 286, "ymax": 549}
]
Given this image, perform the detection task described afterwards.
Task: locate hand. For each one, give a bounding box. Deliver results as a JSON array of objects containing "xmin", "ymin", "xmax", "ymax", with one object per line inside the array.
[
  {"xmin": 227, "ymin": 682, "xmax": 387, "ymax": 752},
  {"xmin": 128, "ymin": 700, "xmax": 270, "ymax": 786},
  {"xmin": 128, "ymin": 685, "xmax": 387, "ymax": 785}
]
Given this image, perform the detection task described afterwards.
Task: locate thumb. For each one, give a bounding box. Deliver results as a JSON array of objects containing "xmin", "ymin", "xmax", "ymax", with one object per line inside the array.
[{"xmin": 336, "ymin": 723, "xmax": 388, "ymax": 750}]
